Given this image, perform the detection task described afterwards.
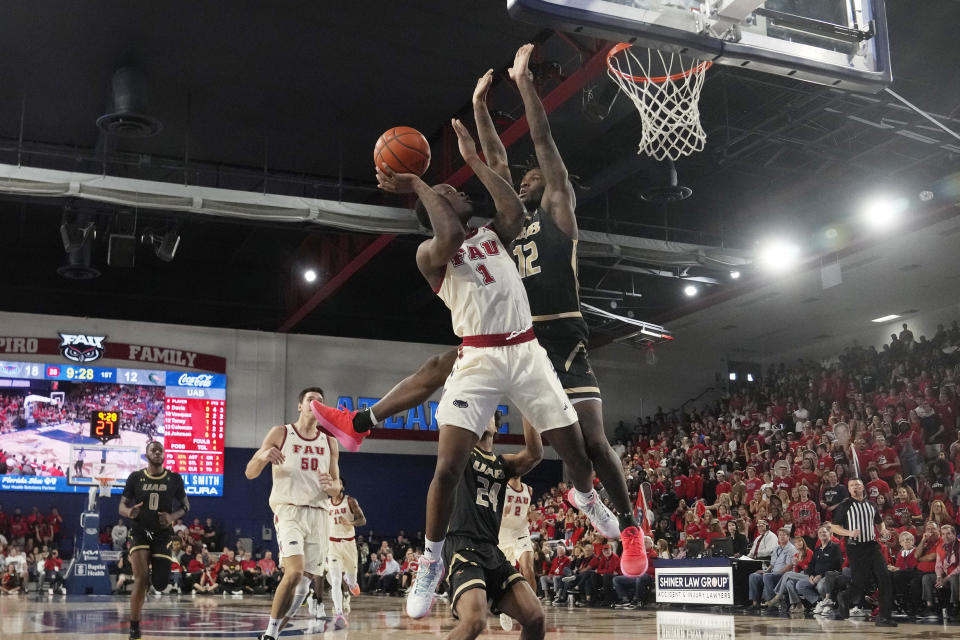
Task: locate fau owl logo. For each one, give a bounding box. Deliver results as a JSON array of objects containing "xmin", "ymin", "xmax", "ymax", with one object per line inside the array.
[{"xmin": 59, "ymin": 333, "xmax": 106, "ymax": 363}]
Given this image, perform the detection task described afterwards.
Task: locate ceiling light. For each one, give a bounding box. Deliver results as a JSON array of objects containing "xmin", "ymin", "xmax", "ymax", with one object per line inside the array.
[
  {"xmin": 757, "ymin": 239, "xmax": 800, "ymax": 273},
  {"xmin": 683, "ymin": 284, "xmax": 698, "ymax": 297},
  {"xmin": 871, "ymin": 314, "xmax": 900, "ymax": 323},
  {"xmin": 303, "ymin": 269, "xmax": 317, "ymax": 283},
  {"xmin": 861, "ymin": 195, "xmax": 908, "ymax": 231},
  {"xmin": 729, "ymin": 372, "xmax": 737, "ymax": 381},
  {"xmin": 60, "ymin": 221, "xmax": 96, "ymax": 252},
  {"xmin": 746, "ymin": 373, "xmax": 754, "ymax": 382},
  {"xmin": 729, "ymin": 270, "xmax": 740, "ymax": 279}
]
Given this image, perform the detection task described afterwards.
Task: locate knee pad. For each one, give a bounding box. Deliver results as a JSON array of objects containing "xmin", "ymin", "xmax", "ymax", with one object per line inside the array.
[{"xmin": 150, "ymin": 555, "xmax": 172, "ymax": 591}]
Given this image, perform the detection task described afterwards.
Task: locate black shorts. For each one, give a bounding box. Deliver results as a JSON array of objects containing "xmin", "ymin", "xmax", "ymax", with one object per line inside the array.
[
  {"xmin": 442, "ymin": 535, "xmax": 525, "ymax": 617},
  {"xmin": 534, "ymin": 321, "xmax": 600, "ymax": 402},
  {"xmin": 129, "ymin": 527, "xmax": 175, "ymax": 560}
]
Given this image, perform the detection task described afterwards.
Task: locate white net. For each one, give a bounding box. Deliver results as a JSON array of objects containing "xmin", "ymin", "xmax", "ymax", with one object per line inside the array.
[{"xmin": 607, "ymin": 43, "xmax": 711, "ymax": 161}]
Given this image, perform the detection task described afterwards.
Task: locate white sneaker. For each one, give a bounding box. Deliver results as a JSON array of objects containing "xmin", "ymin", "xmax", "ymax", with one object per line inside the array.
[
  {"xmin": 406, "ymin": 557, "xmax": 444, "ymax": 619},
  {"xmin": 849, "ymin": 606, "xmax": 867, "ymax": 617},
  {"xmin": 500, "ymin": 613, "xmax": 514, "ymax": 631},
  {"xmin": 343, "ymin": 593, "xmax": 351, "ymax": 614},
  {"xmin": 333, "ymin": 613, "xmax": 347, "ymax": 630},
  {"xmin": 317, "ymin": 602, "xmax": 326, "ymax": 619},
  {"xmin": 308, "ymin": 598, "xmax": 317, "ymax": 617},
  {"xmin": 566, "ymin": 488, "xmax": 620, "ymax": 539}
]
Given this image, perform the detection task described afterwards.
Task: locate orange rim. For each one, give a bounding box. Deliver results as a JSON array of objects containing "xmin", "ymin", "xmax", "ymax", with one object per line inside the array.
[{"xmin": 607, "ymin": 42, "xmax": 712, "ymax": 83}]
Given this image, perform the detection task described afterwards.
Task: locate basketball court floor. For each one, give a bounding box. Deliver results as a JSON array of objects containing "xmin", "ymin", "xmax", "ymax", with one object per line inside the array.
[{"xmin": 0, "ymin": 594, "xmax": 954, "ymax": 639}]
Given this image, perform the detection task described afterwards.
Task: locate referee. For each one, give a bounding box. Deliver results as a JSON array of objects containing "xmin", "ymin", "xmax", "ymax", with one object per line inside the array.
[{"xmin": 830, "ymin": 478, "xmax": 897, "ymax": 627}]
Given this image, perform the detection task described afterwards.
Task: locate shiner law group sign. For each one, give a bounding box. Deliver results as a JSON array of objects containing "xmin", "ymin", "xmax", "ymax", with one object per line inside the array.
[{"xmin": 655, "ymin": 560, "xmax": 734, "ymax": 605}]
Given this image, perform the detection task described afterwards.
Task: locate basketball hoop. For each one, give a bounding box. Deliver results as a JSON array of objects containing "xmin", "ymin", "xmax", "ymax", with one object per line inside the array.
[
  {"xmin": 606, "ymin": 43, "xmax": 711, "ymax": 161},
  {"xmin": 96, "ymin": 477, "xmax": 112, "ymax": 498}
]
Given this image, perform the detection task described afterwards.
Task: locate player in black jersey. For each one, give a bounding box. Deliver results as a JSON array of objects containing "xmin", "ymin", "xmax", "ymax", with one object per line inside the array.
[
  {"xmin": 119, "ymin": 441, "xmax": 189, "ymax": 640},
  {"xmin": 474, "ymin": 44, "xmax": 644, "ymax": 574},
  {"xmin": 442, "ymin": 414, "xmax": 545, "ymax": 640}
]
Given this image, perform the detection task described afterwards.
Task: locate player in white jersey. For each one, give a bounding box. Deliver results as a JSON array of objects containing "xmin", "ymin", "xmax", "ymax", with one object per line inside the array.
[
  {"xmin": 498, "ymin": 476, "xmax": 536, "ymax": 632},
  {"xmin": 324, "ymin": 487, "xmax": 365, "ymax": 616},
  {"xmin": 500, "ymin": 478, "xmax": 535, "ymax": 588},
  {"xmin": 373, "ymin": 115, "xmax": 618, "ymax": 620},
  {"xmin": 245, "ymin": 387, "xmax": 344, "ymax": 639}
]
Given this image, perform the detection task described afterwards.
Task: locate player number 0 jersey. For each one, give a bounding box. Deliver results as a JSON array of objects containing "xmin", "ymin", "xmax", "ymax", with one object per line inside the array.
[{"xmin": 269, "ymin": 424, "xmax": 332, "ymax": 511}]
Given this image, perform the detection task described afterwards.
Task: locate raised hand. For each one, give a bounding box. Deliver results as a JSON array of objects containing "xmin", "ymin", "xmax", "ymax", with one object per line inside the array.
[
  {"xmin": 473, "ymin": 69, "xmax": 494, "ymax": 106},
  {"xmin": 451, "ymin": 119, "xmax": 479, "ymax": 163},
  {"xmin": 376, "ymin": 164, "xmax": 422, "ymax": 194},
  {"xmin": 508, "ymin": 43, "xmax": 535, "ymax": 84}
]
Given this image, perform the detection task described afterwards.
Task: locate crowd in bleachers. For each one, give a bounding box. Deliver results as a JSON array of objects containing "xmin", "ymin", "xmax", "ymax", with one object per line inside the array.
[
  {"xmin": 525, "ymin": 321, "xmax": 960, "ymax": 621},
  {"xmin": 4, "ymin": 322, "xmax": 960, "ymax": 619},
  {"xmin": 0, "ymin": 505, "xmax": 66, "ymax": 594}
]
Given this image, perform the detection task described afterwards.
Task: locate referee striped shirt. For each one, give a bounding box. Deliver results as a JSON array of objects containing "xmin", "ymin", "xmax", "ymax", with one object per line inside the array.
[{"xmin": 831, "ymin": 497, "xmax": 880, "ymax": 542}]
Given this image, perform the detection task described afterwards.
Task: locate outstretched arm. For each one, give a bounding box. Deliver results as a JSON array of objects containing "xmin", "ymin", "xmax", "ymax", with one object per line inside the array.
[
  {"xmin": 451, "ymin": 118, "xmax": 523, "ymax": 244},
  {"xmin": 473, "ymin": 69, "xmax": 511, "ymax": 185},
  {"xmin": 503, "ymin": 417, "xmax": 544, "ymax": 478},
  {"xmin": 377, "ymin": 166, "xmax": 465, "ymax": 290},
  {"xmin": 509, "ymin": 43, "xmax": 577, "ymax": 238}
]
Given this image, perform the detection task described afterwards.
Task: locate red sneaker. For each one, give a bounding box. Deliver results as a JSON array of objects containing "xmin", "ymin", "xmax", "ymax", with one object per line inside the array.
[
  {"xmin": 619, "ymin": 526, "xmax": 648, "ymax": 577},
  {"xmin": 310, "ymin": 401, "xmax": 368, "ymax": 452}
]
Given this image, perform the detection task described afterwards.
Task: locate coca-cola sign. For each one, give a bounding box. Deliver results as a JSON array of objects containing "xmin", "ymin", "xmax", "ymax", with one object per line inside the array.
[{"xmin": 177, "ymin": 373, "xmax": 214, "ymax": 388}]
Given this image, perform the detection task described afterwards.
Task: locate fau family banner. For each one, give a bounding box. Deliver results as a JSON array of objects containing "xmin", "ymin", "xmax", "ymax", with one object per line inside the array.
[
  {"xmin": 655, "ymin": 559, "xmax": 734, "ymax": 605},
  {"xmin": 0, "ymin": 333, "xmax": 226, "ymax": 373}
]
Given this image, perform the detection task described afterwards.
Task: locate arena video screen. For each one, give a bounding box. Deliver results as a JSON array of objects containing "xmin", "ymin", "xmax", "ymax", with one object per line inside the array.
[{"xmin": 0, "ymin": 361, "xmax": 225, "ymax": 496}]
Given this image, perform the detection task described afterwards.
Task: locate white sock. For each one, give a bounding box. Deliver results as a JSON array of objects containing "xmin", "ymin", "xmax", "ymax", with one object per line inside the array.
[
  {"xmin": 423, "ymin": 538, "xmax": 444, "ymax": 560},
  {"xmin": 327, "ymin": 564, "xmax": 343, "ymax": 614},
  {"xmin": 343, "ymin": 572, "xmax": 358, "ymax": 590},
  {"xmin": 575, "ymin": 488, "xmax": 594, "ymax": 505},
  {"xmin": 265, "ymin": 618, "xmax": 281, "ymax": 638},
  {"xmin": 281, "ymin": 576, "xmax": 312, "ymax": 622}
]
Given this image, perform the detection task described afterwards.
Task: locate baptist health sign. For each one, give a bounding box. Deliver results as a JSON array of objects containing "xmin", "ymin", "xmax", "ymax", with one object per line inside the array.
[{"xmin": 655, "ymin": 564, "xmax": 734, "ymax": 605}]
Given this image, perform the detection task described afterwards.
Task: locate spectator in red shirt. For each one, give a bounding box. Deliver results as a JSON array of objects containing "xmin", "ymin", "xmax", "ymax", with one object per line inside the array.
[
  {"xmin": 875, "ymin": 436, "xmax": 901, "ymax": 481},
  {"xmin": 715, "ymin": 470, "xmax": 732, "ymax": 497},
  {"xmin": 47, "ymin": 507, "xmax": 63, "ymax": 542},
  {"xmin": 593, "ymin": 543, "xmax": 621, "ymax": 606},
  {"xmin": 889, "ymin": 530, "xmax": 923, "ymax": 615},
  {"xmin": 865, "ymin": 466, "xmax": 891, "ymax": 501},
  {"xmin": 744, "ymin": 467, "xmax": 764, "ymax": 502},
  {"xmin": 188, "ymin": 518, "xmax": 205, "ymax": 544},
  {"xmin": 790, "ymin": 485, "xmax": 821, "ymax": 545},
  {"xmin": 42, "ymin": 549, "xmax": 64, "ymax": 594},
  {"xmin": 539, "ymin": 544, "xmax": 571, "ymax": 601},
  {"xmin": 892, "ymin": 486, "xmax": 923, "ymax": 527}
]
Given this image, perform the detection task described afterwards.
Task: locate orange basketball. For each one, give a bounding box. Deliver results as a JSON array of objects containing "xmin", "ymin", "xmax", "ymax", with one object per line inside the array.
[{"xmin": 374, "ymin": 126, "xmax": 431, "ymax": 176}]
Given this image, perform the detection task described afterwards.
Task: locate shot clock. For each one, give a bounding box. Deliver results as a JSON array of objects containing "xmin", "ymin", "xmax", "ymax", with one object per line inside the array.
[{"xmin": 90, "ymin": 410, "xmax": 120, "ymax": 443}]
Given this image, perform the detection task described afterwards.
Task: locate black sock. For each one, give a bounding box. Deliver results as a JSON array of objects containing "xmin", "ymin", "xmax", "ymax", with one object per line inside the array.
[
  {"xmin": 618, "ymin": 513, "xmax": 638, "ymax": 531},
  {"xmin": 352, "ymin": 408, "xmax": 375, "ymax": 433},
  {"xmin": 130, "ymin": 620, "xmax": 140, "ymax": 631}
]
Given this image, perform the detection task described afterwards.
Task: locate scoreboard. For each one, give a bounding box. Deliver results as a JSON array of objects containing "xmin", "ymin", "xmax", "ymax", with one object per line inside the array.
[{"xmin": 0, "ymin": 360, "xmax": 226, "ymax": 496}]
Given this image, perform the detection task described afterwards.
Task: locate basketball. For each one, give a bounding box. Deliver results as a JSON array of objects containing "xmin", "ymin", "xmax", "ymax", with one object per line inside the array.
[{"xmin": 374, "ymin": 127, "xmax": 431, "ymax": 176}]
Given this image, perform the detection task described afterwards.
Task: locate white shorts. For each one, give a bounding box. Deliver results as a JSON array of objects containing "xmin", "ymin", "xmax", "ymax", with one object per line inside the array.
[
  {"xmin": 326, "ymin": 539, "xmax": 359, "ymax": 577},
  {"xmin": 499, "ymin": 530, "xmax": 535, "ymax": 565},
  {"xmin": 273, "ymin": 504, "xmax": 328, "ymax": 575},
  {"xmin": 434, "ymin": 339, "xmax": 578, "ymax": 436}
]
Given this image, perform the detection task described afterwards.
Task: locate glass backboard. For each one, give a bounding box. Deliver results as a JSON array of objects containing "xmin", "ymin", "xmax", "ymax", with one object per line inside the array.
[{"xmin": 507, "ymin": 0, "xmax": 892, "ymax": 93}]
